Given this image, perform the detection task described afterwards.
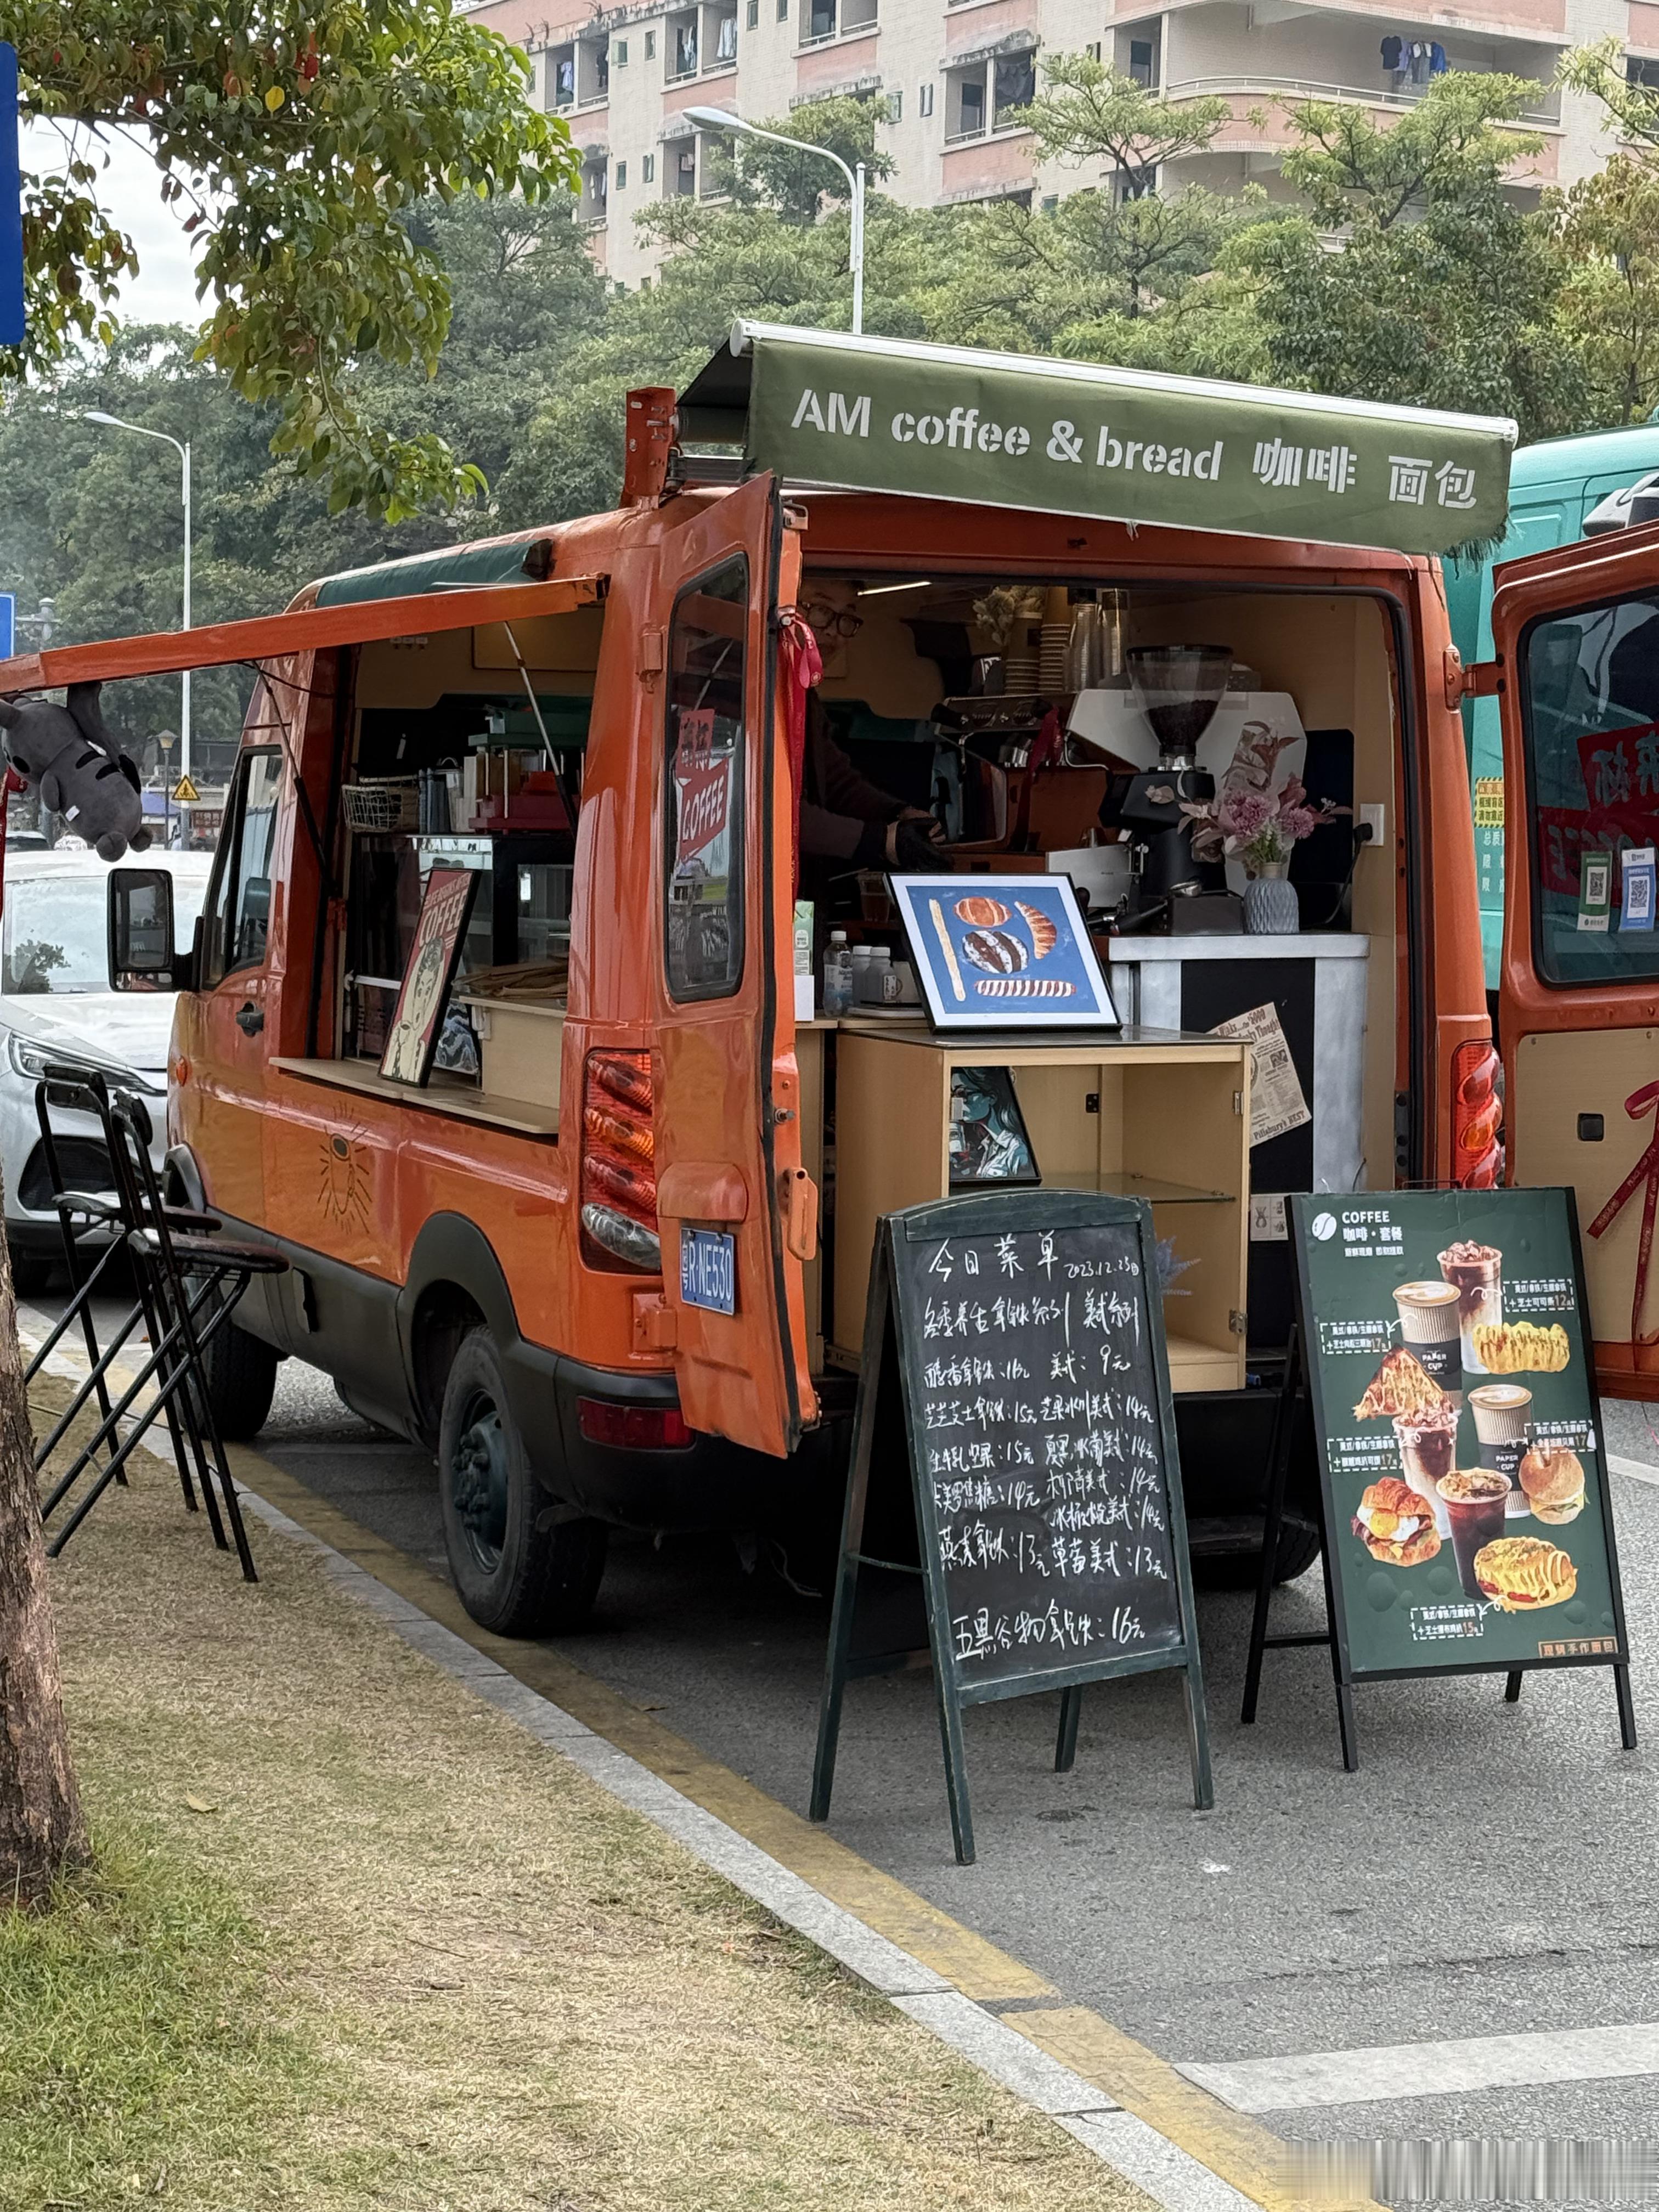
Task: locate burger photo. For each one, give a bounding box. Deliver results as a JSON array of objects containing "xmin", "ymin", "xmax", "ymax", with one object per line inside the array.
[
  {"xmin": 1518, "ymin": 1444, "xmax": 1585, "ymax": 1525},
  {"xmin": 1351, "ymin": 1476, "xmax": 1441, "ymax": 1566}
]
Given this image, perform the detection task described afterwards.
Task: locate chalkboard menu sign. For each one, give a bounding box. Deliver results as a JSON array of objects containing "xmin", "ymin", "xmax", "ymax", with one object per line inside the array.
[
  {"xmin": 1246, "ymin": 1188, "xmax": 1635, "ymax": 1767},
  {"xmin": 811, "ymin": 1190, "xmax": 1212, "ymax": 1863}
]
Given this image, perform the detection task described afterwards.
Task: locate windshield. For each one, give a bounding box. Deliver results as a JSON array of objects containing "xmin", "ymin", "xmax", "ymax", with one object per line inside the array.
[
  {"xmin": 1522, "ymin": 588, "xmax": 1659, "ymax": 984},
  {"xmin": 2, "ymin": 875, "xmax": 207, "ymax": 995}
]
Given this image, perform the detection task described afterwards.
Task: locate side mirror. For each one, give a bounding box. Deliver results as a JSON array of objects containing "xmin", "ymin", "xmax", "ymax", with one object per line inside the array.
[{"xmin": 108, "ymin": 867, "xmax": 189, "ymax": 992}]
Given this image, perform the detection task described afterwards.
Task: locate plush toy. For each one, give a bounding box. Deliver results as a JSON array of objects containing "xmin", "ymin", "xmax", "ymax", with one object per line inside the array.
[{"xmin": 0, "ymin": 682, "xmax": 151, "ymax": 861}]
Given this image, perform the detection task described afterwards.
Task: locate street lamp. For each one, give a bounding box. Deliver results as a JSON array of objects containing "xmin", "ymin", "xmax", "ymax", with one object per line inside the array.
[
  {"xmin": 682, "ymin": 104, "xmax": 865, "ymax": 334},
  {"xmin": 83, "ymin": 411, "xmax": 192, "ymax": 781}
]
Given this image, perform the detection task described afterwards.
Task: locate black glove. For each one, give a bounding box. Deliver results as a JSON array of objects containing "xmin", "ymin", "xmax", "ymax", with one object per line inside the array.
[{"xmin": 892, "ymin": 820, "xmax": 946, "ymax": 872}]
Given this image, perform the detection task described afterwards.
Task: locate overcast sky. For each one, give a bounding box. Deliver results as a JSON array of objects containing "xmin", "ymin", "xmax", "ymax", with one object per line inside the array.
[{"xmin": 24, "ymin": 121, "xmax": 207, "ymax": 330}]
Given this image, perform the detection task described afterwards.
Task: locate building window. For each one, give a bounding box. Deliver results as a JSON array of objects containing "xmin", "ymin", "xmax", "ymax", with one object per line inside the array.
[
  {"xmin": 1630, "ymin": 54, "xmax": 1659, "ymax": 88},
  {"xmin": 642, "ymin": 152, "xmax": 656, "ymax": 182},
  {"xmin": 949, "ymin": 70, "xmax": 985, "ymax": 138},
  {"xmin": 674, "ymin": 142, "xmax": 697, "ymax": 193},
  {"xmin": 805, "ymin": 0, "xmax": 835, "ymax": 38},
  {"xmin": 1041, "ymin": 193, "xmax": 1057, "ymax": 211},
  {"xmin": 616, "ymin": 159, "xmax": 628, "ymax": 189},
  {"xmin": 578, "ymin": 35, "xmax": 610, "ymax": 100},
  {"xmin": 993, "ymin": 52, "xmax": 1036, "ymax": 126},
  {"xmin": 919, "ymin": 80, "xmax": 933, "ymax": 117},
  {"xmin": 891, "ymin": 88, "xmax": 901, "ymax": 120},
  {"xmin": 671, "ymin": 15, "xmax": 698, "ymax": 77},
  {"xmin": 548, "ymin": 43, "xmax": 575, "ymax": 108},
  {"xmin": 748, "ymin": 0, "xmax": 759, "ymax": 22},
  {"xmin": 645, "ymin": 29, "xmax": 656, "ymax": 58},
  {"xmin": 715, "ymin": 9, "xmax": 739, "ymax": 63},
  {"xmin": 1085, "ymin": 40, "xmax": 1101, "ymax": 61},
  {"xmin": 1128, "ymin": 37, "xmax": 1156, "ymax": 87},
  {"xmin": 615, "ymin": 37, "xmax": 628, "ymax": 64},
  {"xmin": 777, "ymin": 0, "xmax": 788, "ymax": 16}
]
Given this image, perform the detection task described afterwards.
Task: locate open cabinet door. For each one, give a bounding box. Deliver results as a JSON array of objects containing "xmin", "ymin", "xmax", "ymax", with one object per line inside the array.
[
  {"xmin": 1493, "ymin": 525, "xmax": 1659, "ymax": 1398},
  {"xmin": 652, "ymin": 473, "xmax": 818, "ymax": 1455}
]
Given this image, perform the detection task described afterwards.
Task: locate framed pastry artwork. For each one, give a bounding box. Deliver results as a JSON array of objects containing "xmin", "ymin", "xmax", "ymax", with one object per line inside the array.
[{"xmin": 888, "ymin": 873, "xmax": 1120, "ymax": 1031}]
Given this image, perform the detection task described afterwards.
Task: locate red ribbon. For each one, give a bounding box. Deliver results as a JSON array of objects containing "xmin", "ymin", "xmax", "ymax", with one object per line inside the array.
[
  {"xmin": 1588, "ymin": 1078, "xmax": 1659, "ymax": 1347},
  {"xmin": 776, "ymin": 611, "xmax": 822, "ymax": 898}
]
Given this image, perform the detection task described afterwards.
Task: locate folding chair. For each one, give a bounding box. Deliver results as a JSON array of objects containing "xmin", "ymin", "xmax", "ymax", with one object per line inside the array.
[{"xmin": 27, "ymin": 1064, "xmax": 287, "ymax": 1581}]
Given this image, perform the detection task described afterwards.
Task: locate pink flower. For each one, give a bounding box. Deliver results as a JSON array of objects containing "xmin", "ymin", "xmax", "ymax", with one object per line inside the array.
[{"xmin": 1217, "ymin": 788, "xmax": 1275, "ymax": 844}]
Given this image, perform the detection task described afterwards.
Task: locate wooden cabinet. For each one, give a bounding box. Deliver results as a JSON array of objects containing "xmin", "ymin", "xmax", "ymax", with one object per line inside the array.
[{"xmin": 828, "ymin": 1022, "xmax": 1251, "ymax": 1393}]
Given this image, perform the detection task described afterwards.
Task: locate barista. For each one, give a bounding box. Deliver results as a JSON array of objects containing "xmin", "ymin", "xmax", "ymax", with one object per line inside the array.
[{"xmin": 799, "ymin": 584, "xmax": 945, "ymax": 885}]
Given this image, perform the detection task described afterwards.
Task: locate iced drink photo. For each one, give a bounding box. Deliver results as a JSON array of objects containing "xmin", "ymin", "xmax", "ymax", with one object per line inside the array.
[
  {"xmin": 1437, "ymin": 1469, "xmax": 1511, "ymax": 1599},
  {"xmin": 1438, "ymin": 1241, "xmax": 1503, "ymax": 1375},
  {"xmin": 1468, "ymin": 1383, "xmax": 1533, "ymax": 1514},
  {"xmin": 1393, "ymin": 1280, "xmax": 1463, "ymax": 1405},
  {"xmin": 1393, "ymin": 1404, "xmax": 1458, "ymax": 1535}
]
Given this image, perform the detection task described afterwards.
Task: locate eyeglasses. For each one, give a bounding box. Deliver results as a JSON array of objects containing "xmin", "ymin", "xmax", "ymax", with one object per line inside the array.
[{"xmin": 803, "ymin": 602, "xmax": 863, "ymax": 640}]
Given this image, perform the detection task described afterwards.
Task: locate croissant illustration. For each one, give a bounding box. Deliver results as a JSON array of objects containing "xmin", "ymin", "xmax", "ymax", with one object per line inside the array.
[{"xmin": 1014, "ymin": 900, "xmax": 1058, "ymax": 958}]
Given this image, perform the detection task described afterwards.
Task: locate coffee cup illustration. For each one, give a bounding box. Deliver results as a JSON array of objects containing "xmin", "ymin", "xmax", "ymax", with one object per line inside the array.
[
  {"xmin": 1468, "ymin": 1383, "xmax": 1533, "ymax": 1514},
  {"xmin": 1437, "ymin": 1468, "xmax": 1512, "ymax": 1599},
  {"xmin": 1393, "ymin": 1280, "xmax": 1463, "ymax": 1405}
]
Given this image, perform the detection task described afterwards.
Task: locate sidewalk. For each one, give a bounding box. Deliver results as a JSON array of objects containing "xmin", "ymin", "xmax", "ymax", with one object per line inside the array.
[{"xmin": 13, "ymin": 1375, "xmax": 1161, "ymax": 2212}]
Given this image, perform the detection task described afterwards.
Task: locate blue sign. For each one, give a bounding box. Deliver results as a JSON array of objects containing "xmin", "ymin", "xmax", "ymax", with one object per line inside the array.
[
  {"xmin": 0, "ymin": 46, "xmax": 21, "ymax": 349},
  {"xmin": 0, "ymin": 595, "xmax": 12, "ymax": 661}
]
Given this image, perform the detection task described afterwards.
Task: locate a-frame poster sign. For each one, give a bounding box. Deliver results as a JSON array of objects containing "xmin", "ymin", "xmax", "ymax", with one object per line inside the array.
[
  {"xmin": 1244, "ymin": 1187, "xmax": 1635, "ymax": 1766},
  {"xmin": 811, "ymin": 1190, "xmax": 1212, "ymax": 1864}
]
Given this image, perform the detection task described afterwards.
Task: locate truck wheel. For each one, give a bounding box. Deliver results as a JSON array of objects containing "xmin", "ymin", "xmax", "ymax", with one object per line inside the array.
[
  {"xmin": 196, "ymin": 1312, "xmax": 280, "ymax": 1440},
  {"xmin": 438, "ymin": 1327, "xmax": 607, "ymax": 1637},
  {"xmin": 1193, "ymin": 1519, "xmax": 1323, "ymax": 1590}
]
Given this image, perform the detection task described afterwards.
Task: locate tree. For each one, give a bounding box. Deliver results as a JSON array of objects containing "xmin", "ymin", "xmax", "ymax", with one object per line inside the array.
[
  {"xmin": 1552, "ymin": 156, "xmax": 1659, "ymax": 427},
  {"xmin": 0, "ymin": 194, "xmax": 610, "ymax": 776},
  {"xmin": 9, "ymin": 0, "xmax": 577, "ymax": 517},
  {"xmin": 1244, "ymin": 74, "xmax": 1584, "ymax": 439},
  {"xmin": 723, "ymin": 92, "xmax": 894, "ymax": 223}
]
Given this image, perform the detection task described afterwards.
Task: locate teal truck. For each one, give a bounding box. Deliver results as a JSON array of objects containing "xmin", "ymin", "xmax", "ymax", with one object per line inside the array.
[{"xmin": 1448, "ymin": 419, "xmax": 1659, "ymax": 987}]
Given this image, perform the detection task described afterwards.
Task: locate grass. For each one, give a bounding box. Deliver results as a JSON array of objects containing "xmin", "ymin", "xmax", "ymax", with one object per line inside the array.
[
  {"xmin": 13, "ymin": 1376, "xmax": 1156, "ymax": 2211},
  {"xmin": 0, "ymin": 1830, "xmax": 368, "ymax": 2208}
]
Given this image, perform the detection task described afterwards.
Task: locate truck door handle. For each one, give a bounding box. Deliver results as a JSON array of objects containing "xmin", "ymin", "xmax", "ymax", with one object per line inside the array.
[{"xmin": 235, "ymin": 1002, "xmax": 264, "ymax": 1037}]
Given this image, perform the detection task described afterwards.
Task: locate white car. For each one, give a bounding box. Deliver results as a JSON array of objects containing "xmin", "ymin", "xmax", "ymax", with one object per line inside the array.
[{"xmin": 0, "ymin": 848, "xmax": 211, "ymax": 1294}]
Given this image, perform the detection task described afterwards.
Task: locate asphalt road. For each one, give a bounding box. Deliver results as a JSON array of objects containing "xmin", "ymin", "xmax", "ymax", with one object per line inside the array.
[{"xmin": 44, "ymin": 1285, "xmax": 1659, "ymax": 2186}]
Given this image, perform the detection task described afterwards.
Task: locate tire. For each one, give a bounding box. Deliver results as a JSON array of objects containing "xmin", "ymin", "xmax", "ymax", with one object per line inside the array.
[
  {"xmin": 1192, "ymin": 1518, "xmax": 1323, "ymax": 1590},
  {"xmin": 196, "ymin": 1312, "xmax": 280, "ymax": 1441},
  {"xmin": 7, "ymin": 1242, "xmax": 55, "ymax": 1299},
  {"xmin": 438, "ymin": 1327, "xmax": 608, "ymax": 1637}
]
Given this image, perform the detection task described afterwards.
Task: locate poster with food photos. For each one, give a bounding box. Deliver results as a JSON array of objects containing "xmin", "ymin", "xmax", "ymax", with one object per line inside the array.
[
  {"xmin": 1291, "ymin": 1189, "xmax": 1631, "ymax": 1680},
  {"xmin": 890, "ymin": 874, "xmax": 1119, "ymax": 1031}
]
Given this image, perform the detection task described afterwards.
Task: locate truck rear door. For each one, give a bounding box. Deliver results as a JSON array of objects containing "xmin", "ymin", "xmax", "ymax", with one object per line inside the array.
[
  {"xmin": 651, "ymin": 473, "xmax": 818, "ymax": 1454},
  {"xmin": 1494, "ymin": 525, "xmax": 1659, "ymax": 1396}
]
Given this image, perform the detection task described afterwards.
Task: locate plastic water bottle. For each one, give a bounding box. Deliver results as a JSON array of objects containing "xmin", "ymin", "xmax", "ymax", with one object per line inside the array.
[{"xmin": 822, "ymin": 930, "xmax": 853, "ymax": 1015}]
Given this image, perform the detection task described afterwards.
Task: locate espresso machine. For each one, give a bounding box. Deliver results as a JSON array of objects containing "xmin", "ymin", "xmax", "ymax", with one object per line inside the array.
[{"xmin": 1103, "ymin": 644, "xmax": 1242, "ymax": 935}]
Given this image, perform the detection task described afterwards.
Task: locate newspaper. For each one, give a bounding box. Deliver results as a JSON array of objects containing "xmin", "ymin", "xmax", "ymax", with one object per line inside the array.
[{"xmin": 1209, "ymin": 1000, "xmax": 1310, "ymax": 1148}]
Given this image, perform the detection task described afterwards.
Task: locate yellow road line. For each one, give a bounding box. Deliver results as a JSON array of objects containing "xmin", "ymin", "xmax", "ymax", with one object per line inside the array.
[{"xmin": 226, "ymin": 1444, "xmax": 1378, "ymax": 2212}]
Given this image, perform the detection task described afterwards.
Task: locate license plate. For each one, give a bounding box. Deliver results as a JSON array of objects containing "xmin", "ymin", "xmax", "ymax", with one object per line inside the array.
[{"xmin": 680, "ymin": 1228, "xmax": 736, "ymax": 1316}]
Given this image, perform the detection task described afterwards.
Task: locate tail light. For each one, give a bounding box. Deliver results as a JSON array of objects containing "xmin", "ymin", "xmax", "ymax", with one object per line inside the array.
[
  {"xmin": 580, "ymin": 1049, "xmax": 661, "ymax": 1271},
  {"xmin": 577, "ymin": 1397, "xmax": 693, "ymax": 1449},
  {"xmin": 1451, "ymin": 1039, "xmax": 1504, "ymax": 1189}
]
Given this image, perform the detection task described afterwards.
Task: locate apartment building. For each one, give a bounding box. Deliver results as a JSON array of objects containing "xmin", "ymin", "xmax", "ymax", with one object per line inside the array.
[{"xmin": 467, "ymin": 0, "xmax": 1641, "ymax": 287}]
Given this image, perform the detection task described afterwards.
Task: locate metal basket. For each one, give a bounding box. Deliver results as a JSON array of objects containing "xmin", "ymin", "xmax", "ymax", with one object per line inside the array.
[{"xmin": 342, "ymin": 779, "xmax": 419, "ymax": 833}]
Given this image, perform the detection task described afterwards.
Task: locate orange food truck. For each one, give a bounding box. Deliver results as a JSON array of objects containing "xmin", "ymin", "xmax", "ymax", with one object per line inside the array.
[{"xmin": 0, "ymin": 328, "xmax": 1537, "ymax": 1635}]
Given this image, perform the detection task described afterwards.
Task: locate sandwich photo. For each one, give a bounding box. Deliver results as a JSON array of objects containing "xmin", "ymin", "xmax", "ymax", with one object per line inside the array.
[
  {"xmin": 1351, "ymin": 1476, "xmax": 1441, "ymax": 1565},
  {"xmin": 1353, "ymin": 1347, "xmax": 1451, "ymax": 1423},
  {"xmin": 1470, "ymin": 1320, "xmax": 1571, "ymax": 1374},
  {"xmin": 1472, "ymin": 1536, "xmax": 1578, "ymax": 1611},
  {"xmin": 1517, "ymin": 1444, "xmax": 1586, "ymax": 1525}
]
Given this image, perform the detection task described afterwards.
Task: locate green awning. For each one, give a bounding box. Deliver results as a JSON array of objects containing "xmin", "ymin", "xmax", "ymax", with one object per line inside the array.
[
  {"xmin": 315, "ymin": 534, "xmax": 555, "ymax": 608},
  {"xmin": 680, "ymin": 321, "xmax": 1515, "ymax": 557}
]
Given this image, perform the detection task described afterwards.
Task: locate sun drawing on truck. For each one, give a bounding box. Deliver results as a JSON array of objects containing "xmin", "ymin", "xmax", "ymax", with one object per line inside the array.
[{"xmin": 318, "ymin": 1125, "xmax": 373, "ymax": 1231}]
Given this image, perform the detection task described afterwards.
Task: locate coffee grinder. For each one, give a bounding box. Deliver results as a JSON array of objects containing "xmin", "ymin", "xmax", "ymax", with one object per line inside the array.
[{"xmin": 1103, "ymin": 643, "xmax": 1242, "ymax": 934}]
